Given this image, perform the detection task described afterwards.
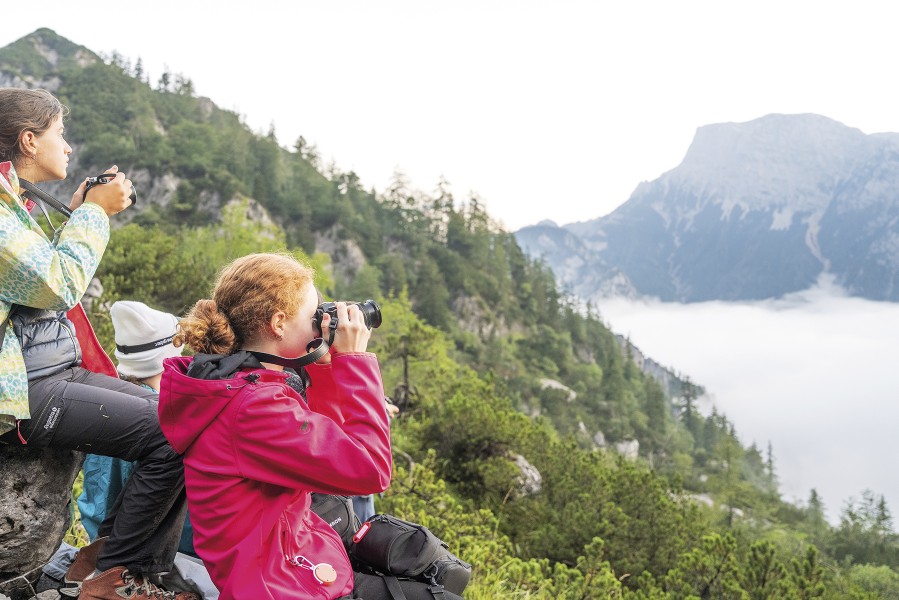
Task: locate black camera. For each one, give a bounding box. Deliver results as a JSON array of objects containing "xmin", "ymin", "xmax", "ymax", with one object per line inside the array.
[
  {"xmin": 313, "ymin": 299, "xmax": 382, "ymax": 340},
  {"xmin": 84, "ymin": 173, "xmax": 138, "ymax": 204}
]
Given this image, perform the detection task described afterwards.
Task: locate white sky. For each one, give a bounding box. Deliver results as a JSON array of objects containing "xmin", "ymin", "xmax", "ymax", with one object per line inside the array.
[{"xmin": 5, "ymin": 1, "xmax": 899, "ymax": 230}]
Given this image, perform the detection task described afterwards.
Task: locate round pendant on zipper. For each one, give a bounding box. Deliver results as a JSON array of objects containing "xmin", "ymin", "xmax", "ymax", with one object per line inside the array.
[
  {"xmin": 288, "ymin": 554, "xmax": 337, "ymax": 586},
  {"xmin": 313, "ymin": 563, "xmax": 337, "ymax": 585}
]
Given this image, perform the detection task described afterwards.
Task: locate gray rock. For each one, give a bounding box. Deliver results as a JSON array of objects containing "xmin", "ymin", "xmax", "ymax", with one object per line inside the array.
[
  {"xmin": 615, "ymin": 439, "xmax": 640, "ymax": 460},
  {"xmin": 511, "ymin": 453, "xmax": 542, "ymax": 496},
  {"xmin": 0, "ymin": 445, "xmax": 84, "ymax": 581}
]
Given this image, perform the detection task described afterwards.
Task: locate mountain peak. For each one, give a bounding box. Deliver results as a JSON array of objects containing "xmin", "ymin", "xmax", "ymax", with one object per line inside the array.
[
  {"xmin": 517, "ymin": 112, "xmax": 899, "ymax": 303},
  {"xmin": 533, "ymin": 219, "xmax": 560, "ymax": 228},
  {"xmin": 0, "ymin": 28, "xmax": 100, "ymax": 87},
  {"xmin": 653, "ymin": 113, "xmax": 899, "ymax": 214}
]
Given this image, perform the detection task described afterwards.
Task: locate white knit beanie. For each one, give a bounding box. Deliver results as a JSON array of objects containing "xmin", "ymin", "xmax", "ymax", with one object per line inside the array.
[{"xmin": 110, "ymin": 300, "xmax": 182, "ymax": 379}]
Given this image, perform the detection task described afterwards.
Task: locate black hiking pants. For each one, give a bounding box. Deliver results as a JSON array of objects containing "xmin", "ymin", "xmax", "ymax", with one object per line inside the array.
[{"xmin": 0, "ymin": 366, "xmax": 186, "ymax": 574}]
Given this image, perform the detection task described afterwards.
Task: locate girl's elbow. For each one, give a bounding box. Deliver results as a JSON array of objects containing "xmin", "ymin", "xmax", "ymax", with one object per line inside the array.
[
  {"xmin": 375, "ymin": 469, "xmax": 392, "ymax": 494},
  {"xmin": 29, "ymin": 287, "xmax": 78, "ymax": 311},
  {"xmin": 358, "ymin": 454, "xmax": 392, "ymax": 493},
  {"xmin": 373, "ymin": 454, "xmax": 393, "ymax": 492}
]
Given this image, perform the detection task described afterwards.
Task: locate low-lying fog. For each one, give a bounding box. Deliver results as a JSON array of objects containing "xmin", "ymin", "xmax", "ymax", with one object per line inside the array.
[{"xmin": 599, "ymin": 280, "xmax": 899, "ymax": 523}]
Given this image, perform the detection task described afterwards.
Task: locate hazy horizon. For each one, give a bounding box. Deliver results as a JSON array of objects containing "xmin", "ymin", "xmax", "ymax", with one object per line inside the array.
[{"xmin": 599, "ymin": 279, "xmax": 899, "ymax": 524}]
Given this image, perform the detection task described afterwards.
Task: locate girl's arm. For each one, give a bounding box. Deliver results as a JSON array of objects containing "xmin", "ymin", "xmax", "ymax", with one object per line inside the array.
[{"xmin": 0, "ymin": 201, "xmax": 109, "ymax": 310}]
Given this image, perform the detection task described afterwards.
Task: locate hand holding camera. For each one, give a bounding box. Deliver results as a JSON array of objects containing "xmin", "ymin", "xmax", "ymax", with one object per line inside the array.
[
  {"xmin": 71, "ymin": 165, "xmax": 136, "ymax": 216},
  {"xmin": 314, "ymin": 299, "xmax": 381, "ymax": 355}
]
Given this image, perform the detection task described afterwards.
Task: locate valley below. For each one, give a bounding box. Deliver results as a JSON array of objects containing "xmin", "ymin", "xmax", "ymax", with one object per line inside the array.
[{"xmin": 599, "ymin": 279, "xmax": 899, "ymax": 523}]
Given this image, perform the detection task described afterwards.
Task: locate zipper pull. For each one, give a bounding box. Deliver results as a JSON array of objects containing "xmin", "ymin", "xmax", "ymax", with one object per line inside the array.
[
  {"xmin": 352, "ymin": 521, "xmax": 372, "ymax": 544},
  {"xmin": 244, "ymin": 373, "xmax": 260, "ymax": 384}
]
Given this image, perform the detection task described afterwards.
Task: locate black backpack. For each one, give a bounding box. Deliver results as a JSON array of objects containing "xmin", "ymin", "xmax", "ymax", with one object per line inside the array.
[
  {"xmin": 348, "ymin": 514, "xmax": 472, "ymax": 596},
  {"xmin": 309, "ymin": 496, "xmax": 471, "ymax": 598},
  {"xmin": 309, "ymin": 493, "xmax": 361, "ymax": 548}
]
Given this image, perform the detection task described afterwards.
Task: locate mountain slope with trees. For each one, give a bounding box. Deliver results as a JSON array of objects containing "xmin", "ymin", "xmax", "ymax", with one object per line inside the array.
[{"xmin": 3, "ymin": 28, "xmax": 899, "ymax": 598}]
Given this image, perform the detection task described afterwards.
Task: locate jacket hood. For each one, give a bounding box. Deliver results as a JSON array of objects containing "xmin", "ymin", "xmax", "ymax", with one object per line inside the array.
[{"xmin": 159, "ymin": 352, "xmax": 274, "ymax": 453}]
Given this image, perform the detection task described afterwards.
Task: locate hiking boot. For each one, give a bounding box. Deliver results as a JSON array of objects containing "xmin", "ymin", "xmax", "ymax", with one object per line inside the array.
[
  {"xmin": 80, "ymin": 566, "xmax": 200, "ymax": 600},
  {"xmin": 60, "ymin": 536, "xmax": 108, "ymax": 597}
]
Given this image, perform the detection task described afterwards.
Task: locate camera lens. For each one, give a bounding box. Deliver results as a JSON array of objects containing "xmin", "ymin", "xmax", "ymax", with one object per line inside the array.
[
  {"xmin": 313, "ymin": 299, "xmax": 382, "ymax": 338},
  {"xmin": 356, "ymin": 299, "xmax": 382, "ymax": 329}
]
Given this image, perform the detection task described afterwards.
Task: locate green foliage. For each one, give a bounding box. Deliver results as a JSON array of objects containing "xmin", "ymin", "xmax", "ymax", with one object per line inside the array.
[
  {"xmin": 0, "ymin": 28, "xmax": 95, "ymax": 78},
  {"xmin": 828, "ymin": 491, "xmax": 899, "ymax": 569},
  {"xmin": 741, "ymin": 540, "xmax": 792, "ymax": 599},
  {"xmin": 847, "ymin": 564, "xmax": 899, "ymax": 599},
  {"xmin": 663, "ymin": 533, "xmax": 747, "ymax": 599}
]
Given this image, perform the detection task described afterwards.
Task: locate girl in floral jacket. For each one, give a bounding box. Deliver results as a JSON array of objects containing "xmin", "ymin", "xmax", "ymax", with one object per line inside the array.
[{"xmin": 0, "ymin": 87, "xmax": 196, "ymax": 600}]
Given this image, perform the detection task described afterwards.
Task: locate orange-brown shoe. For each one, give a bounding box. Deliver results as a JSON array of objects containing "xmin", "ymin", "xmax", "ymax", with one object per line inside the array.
[
  {"xmin": 80, "ymin": 566, "xmax": 200, "ymax": 600},
  {"xmin": 60, "ymin": 536, "xmax": 108, "ymax": 597}
]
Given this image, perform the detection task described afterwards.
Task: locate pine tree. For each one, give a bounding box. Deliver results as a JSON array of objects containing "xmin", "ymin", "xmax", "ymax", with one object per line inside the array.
[
  {"xmin": 791, "ymin": 545, "xmax": 826, "ymax": 599},
  {"xmin": 742, "ymin": 540, "xmax": 791, "ymax": 599},
  {"xmin": 680, "ymin": 376, "xmax": 700, "ymax": 441},
  {"xmin": 765, "ymin": 441, "xmax": 778, "ymax": 498}
]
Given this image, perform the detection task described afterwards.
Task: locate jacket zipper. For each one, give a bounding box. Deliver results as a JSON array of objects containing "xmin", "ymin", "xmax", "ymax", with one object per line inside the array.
[{"xmin": 60, "ymin": 318, "xmax": 80, "ymax": 365}]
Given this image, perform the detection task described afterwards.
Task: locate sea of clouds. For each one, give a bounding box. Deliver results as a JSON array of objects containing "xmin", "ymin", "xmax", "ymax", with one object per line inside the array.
[{"xmin": 599, "ymin": 277, "xmax": 899, "ymax": 524}]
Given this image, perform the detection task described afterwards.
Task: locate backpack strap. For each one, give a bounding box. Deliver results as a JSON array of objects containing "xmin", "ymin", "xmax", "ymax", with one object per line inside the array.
[
  {"xmin": 382, "ymin": 576, "xmax": 449, "ymax": 600},
  {"xmin": 382, "ymin": 575, "xmax": 408, "ymax": 600}
]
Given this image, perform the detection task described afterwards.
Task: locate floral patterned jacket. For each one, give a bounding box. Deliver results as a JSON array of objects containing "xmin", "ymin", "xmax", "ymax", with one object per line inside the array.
[{"xmin": 0, "ymin": 162, "xmax": 109, "ymax": 435}]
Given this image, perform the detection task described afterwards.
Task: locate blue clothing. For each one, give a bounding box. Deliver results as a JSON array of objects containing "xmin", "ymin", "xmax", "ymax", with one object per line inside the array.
[
  {"xmin": 43, "ymin": 541, "xmax": 78, "ymax": 580},
  {"xmin": 352, "ymin": 494, "xmax": 376, "ymax": 522},
  {"xmin": 78, "ymin": 454, "xmax": 135, "ymax": 539}
]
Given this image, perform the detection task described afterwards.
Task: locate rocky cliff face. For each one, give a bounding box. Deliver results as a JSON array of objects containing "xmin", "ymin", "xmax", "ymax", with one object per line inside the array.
[{"xmin": 517, "ymin": 114, "xmax": 899, "ymax": 303}]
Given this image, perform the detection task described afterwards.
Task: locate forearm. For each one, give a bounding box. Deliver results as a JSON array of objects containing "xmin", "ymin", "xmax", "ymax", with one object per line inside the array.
[{"xmin": 0, "ymin": 202, "xmax": 109, "ymax": 309}]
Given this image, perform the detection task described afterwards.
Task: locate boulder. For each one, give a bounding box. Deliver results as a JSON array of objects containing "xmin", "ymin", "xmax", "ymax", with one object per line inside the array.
[
  {"xmin": 615, "ymin": 439, "xmax": 640, "ymax": 460},
  {"xmin": 511, "ymin": 453, "xmax": 542, "ymax": 496},
  {"xmin": 0, "ymin": 444, "xmax": 83, "ymax": 589}
]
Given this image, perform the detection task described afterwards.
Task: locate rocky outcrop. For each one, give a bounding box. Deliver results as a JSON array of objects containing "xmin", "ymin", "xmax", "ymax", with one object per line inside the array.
[
  {"xmin": 314, "ymin": 226, "xmax": 368, "ymax": 284},
  {"xmin": 539, "ymin": 378, "xmax": 577, "ymax": 402},
  {"xmin": 510, "ymin": 453, "xmax": 542, "ymax": 497},
  {"xmin": 0, "ymin": 446, "xmax": 84, "ymax": 586},
  {"xmin": 615, "ymin": 335, "xmax": 703, "ymax": 400},
  {"xmin": 615, "ymin": 439, "xmax": 640, "ymax": 461}
]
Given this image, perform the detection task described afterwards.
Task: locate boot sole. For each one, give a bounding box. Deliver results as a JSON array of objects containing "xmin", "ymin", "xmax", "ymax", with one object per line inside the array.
[{"xmin": 59, "ymin": 580, "xmax": 82, "ymax": 597}]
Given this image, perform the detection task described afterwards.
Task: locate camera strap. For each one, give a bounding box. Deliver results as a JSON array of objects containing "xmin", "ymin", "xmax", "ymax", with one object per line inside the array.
[
  {"xmin": 248, "ymin": 338, "xmax": 331, "ymax": 370},
  {"xmin": 17, "ymin": 179, "xmax": 73, "ymax": 218}
]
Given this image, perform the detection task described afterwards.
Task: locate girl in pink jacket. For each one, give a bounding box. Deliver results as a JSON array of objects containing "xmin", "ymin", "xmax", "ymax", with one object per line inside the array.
[{"xmin": 159, "ymin": 252, "xmax": 392, "ymax": 599}]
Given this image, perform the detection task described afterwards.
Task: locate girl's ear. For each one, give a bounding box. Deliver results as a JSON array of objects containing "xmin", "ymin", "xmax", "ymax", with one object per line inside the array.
[
  {"xmin": 18, "ymin": 131, "xmax": 37, "ymax": 157},
  {"xmin": 270, "ymin": 311, "xmax": 287, "ymax": 340}
]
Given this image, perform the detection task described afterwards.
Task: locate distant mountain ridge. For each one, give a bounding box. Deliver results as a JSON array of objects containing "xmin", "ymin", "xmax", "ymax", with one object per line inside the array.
[{"xmin": 517, "ymin": 114, "xmax": 899, "ymax": 303}]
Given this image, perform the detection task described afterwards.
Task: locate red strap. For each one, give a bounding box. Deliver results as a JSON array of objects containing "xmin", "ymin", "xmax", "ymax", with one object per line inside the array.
[
  {"xmin": 16, "ymin": 419, "xmax": 26, "ymax": 445},
  {"xmin": 66, "ymin": 303, "xmax": 117, "ymax": 377}
]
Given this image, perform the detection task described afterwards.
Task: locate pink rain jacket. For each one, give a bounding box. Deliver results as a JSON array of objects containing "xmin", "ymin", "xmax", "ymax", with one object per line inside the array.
[{"xmin": 159, "ymin": 352, "xmax": 392, "ymax": 600}]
